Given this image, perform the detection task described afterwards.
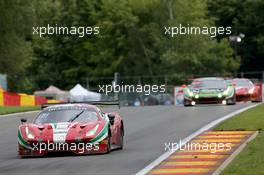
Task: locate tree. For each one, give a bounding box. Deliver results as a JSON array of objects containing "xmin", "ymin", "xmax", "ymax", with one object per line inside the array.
[
  {"xmin": 136, "ymin": 0, "xmax": 238, "ymax": 79},
  {"xmin": 28, "ymin": 0, "xmax": 240, "ymax": 91},
  {"xmin": 0, "ymin": 0, "xmax": 35, "ymax": 91},
  {"xmin": 208, "ymin": 0, "xmax": 264, "ymax": 72}
]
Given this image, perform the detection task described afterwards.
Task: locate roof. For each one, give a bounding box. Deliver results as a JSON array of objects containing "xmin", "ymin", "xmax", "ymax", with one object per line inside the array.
[
  {"xmin": 69, "ymin": 84, "xmax": 101, "ymax": 102},
  {"xmin": 45, "ymin": 85, "xmax": 66, "ymax": 94},
  {"xmin": 194, "ymin": 77, "xmax": 224, "ymax": 81},
  {"xmin": 44, "ymin": 103, "xmax": 98, "ymax": 111},
  {"xmin": 70, "ymin": 84, "xmax": 89, "ymax": 96},
  {"xmin": 34, "ymin": 85, "xmax": 68, "ymax": 95},
  {"xmin": 232, "ymin": 78, "xmax": 251, "ymax": 81}
]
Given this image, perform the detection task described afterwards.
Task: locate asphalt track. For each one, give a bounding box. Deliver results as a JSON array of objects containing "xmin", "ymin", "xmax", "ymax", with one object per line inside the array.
[{"xmin": 0, "ymin": 103, "xmax": 253, "ymax": 175}]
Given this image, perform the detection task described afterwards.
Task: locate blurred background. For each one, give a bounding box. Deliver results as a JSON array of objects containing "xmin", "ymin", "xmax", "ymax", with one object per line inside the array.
[{"xmin": 0, "ymin": 0, "xmax": 263, "ymax": 105}]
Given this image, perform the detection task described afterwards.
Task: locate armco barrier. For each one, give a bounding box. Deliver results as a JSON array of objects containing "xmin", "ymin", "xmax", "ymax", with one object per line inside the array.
[
  {"xmin": 0, "ymin": 88, "xmax": 50, "ymax": 106},
  {"xmin": 4, "ymin": 92, "xmax": 20, "ymax": 106},
  {"xmin": 0, "ymin": 89, "xmax": 3, "ymax": 106},
  {"xmin": 47, "ymin": 99, "xmax": 61, "ymax": 103},
  {"xmin": 19, "ymin": 93, "xmax": 35, "ymax": 106},
  {"xmin": 35, "ymin": 96, "xmax": 47, "ymax": 105}
]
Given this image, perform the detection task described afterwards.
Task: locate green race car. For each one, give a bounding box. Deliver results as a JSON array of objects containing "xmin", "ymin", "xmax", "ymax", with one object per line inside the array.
[{"xmin": 183, "ymin": 77, "xmax": 236, "ymax": 106}]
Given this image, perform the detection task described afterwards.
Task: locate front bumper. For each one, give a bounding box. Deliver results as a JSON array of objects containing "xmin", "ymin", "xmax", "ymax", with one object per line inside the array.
[
  {"xmin": 236, "ymin": 94, "xmax": 251, "ymax": 101},
  {"xmin": 193, "ymin": 97, "xmax": 224, "ymax": 104},
  {"xmin": 18, "ymin": 139, "xmax": 109, "ymax": 157},
  {"xmin": 184, "ymin": 95, "xmax": 234, "ymax": 105},
  {"xmin": 185, "ymin": 97, "xmax": 224, "ymax": 104}
]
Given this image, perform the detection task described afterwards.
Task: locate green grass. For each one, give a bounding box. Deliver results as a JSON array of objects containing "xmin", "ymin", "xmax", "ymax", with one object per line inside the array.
[
  {"xmin": 214, "ymin": 104, "xmax": 264, "ymax": 175},
  {"xmin": 0, "ymin": 106, "xmax": 40, "ymax": 115}
]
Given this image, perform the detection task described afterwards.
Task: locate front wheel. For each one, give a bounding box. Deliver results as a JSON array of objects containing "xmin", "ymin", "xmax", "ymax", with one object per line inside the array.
[
  {"xmin": 118, "ymin": 128, "xmax": 124, "ymax": 150},
  {"xmin": 251, "ymin": 95, "xmax": 262, "ymax": 103},
  {"xmin": 227, "ymin": 95, "xmax": 236, "ymax": 105},
  {"xmin": 106, "ymin": 130, "xmax": 111, "ymax": 153},
  {"xmin": 183, "ymin": 98, "xmax": 192, "ymax": 107}
]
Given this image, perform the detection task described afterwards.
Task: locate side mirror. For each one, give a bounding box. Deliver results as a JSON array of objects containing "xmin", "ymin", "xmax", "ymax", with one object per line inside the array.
[
  {"xmin": 20, "ymin": 118, "xmax": 27, "ymax": 123},
  {"xmin": 108, "ymin": 114, "xmax": 115, "ymax": 125}
]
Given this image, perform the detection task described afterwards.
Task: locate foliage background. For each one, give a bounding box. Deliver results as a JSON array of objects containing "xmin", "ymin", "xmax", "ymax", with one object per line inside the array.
[{"xmin": 0, "ymin": 0, "xmax": 263, "ymax": 92}]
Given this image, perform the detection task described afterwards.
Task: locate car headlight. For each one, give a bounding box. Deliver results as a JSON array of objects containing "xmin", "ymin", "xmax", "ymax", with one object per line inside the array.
[
  {"xmin": 195, "ymin": 94, "xmax": 199, "ymax": 99},
  {"xmin": 218, "ymin": 94, "xmax": 222, "ymax": 98},
  {"xmin": 86, "ymin": 124, "xmax": 99, "ymax": 137},
  {"xmin": 249, "ymin": 87, "xmax": 254, "ymax": 94},
  {"xmin": 189, "ymin": 91, "xmax": 194, "ymax": 97},
  {"xmin": 25, "ymin": 127, "xmax": 35, "ymax": 139}
]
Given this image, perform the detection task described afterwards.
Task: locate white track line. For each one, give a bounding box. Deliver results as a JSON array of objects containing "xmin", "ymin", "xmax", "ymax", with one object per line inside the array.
[
  {"xmin": 0, "ymin": 110, "xmax": 40, "ymax": 118},
  {"xmin": 135, "ymin": 103, "xmax": 260, "ymax": 175}
]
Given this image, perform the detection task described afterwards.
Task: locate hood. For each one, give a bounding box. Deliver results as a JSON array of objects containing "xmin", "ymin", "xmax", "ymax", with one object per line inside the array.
[
  {"xmin": 235, "ymin": 86, "xmax": 249, "ymax": 91},
  {"xmin": 191, "ymin": 88, "xmax": 225, "ymax": 94},
  {"xmin": 18, "ymin": 120, "xmax": 107, "ymax": 144},
  {"xmin": 235, "ymin": 87, "xmax": 249, "ymax": 94}
]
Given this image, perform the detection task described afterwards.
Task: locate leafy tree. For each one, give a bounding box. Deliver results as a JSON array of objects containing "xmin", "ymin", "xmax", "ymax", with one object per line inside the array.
[
  {"xmin": 0, "ymin": 0, "xmax": 35, "ymax": 91},
  {"xmin": 208, "ymin": 0, "xmax": 264, "ymax": 72},
  {"xmin": 133, "ymin": 0, "xmax": 238, "ymax": 80},
  {"xmin": 28, "ymin": 0, "xmax": 240, "ymax": 91}
]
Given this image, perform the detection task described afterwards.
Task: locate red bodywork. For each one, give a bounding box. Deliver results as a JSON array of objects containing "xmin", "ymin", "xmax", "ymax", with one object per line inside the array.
[
  {"xmin": 18, "ymin": 104, "xmax": 124, "ymax": 157},
  {"xmin": 231, "ymin": 78, "xmax": 262, "ymax": 102}
]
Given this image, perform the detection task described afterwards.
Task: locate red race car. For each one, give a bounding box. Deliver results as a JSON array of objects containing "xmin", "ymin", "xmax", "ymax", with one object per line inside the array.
[
  {"xmin": 18, "ymin": 102, "xmax": 124, "ymax": 157},
  {"xmin": 230, "ymin": 78, "xmax": 262, "ymax": 102}
]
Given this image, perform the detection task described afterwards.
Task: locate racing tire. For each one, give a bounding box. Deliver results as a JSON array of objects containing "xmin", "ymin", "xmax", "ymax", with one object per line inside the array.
[
  {"xmin": 118, "ymin": 127, "xmax": 124, "ymax": 150},
  {"xmin": 227, "ymin": 95, "xmax": 236, "ymax": 105},
  {"xmin": 251, "ymin": 96, "xmax": 262, "ymax": 103},
  {"xmin": 106, "ymin": 129, "xmax": 111, "ymax": 153},
  {"xmin": 183, "ymin": 99, "xmax": 192, "ymax": 107}
]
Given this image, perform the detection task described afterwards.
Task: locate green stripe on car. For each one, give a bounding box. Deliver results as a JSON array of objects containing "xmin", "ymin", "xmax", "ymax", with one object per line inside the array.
[
  {"xmin": 90, "ymin": 123, "xmax": 108, "ymax": 143},
  {"xmin": 18, "ymin": 129, "xmax": 32, "ymax": 150}
]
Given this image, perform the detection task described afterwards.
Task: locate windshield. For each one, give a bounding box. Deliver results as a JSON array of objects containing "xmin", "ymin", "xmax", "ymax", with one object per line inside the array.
[
  {"xmin": 233, "ymin": 79, "xmax": 253, "ymax": 88},
  {"xmin": 191, "ymin": 79, "xmax": 227, "ymax": 89},
  {"xmin": 34, "ymin": 108, "xmax": 99, "ymax": 124}
]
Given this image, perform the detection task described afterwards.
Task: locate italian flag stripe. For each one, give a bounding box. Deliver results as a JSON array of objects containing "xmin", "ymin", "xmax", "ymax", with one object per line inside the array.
[
  {"xmin": 18, "ymin": 129, "xmax": 32, "ymax": 150},
  {"xmin": 90, "ymin": 123, "xmax": 108, "ymax": 143}
]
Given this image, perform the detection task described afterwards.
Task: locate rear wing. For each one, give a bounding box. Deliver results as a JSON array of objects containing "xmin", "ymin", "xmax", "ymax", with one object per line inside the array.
[{"xmin": 41, "ymin": 101, "xmax": 120, "ymax": 109}]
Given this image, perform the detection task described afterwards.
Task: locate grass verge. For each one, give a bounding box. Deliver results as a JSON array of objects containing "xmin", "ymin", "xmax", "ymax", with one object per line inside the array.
[
  {"xmin": 214, "ymin": 103, "xmax": 264, "ymax": 175},
  {"xmin": 0, "ymin": 106, "xmax": 40, "ymax": 115}
]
